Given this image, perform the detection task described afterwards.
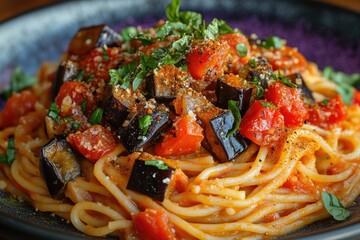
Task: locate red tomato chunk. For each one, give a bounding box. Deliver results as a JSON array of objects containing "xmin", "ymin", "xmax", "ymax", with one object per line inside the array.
[
  {"xmin": 307, "ymin": 95, "xmax": 347, "ymax": 129},
  {"xmin": 239, "ymin": 100, "xmax": 285, "ymax": 146},
  {"xmin": 66, "ymin": 125, "xmax": 116, "ymax": 162},
  {"xmin": 132, "ymin": 208, "xmax": 176, "ymax": 240},
  {"xmin": 154, "ymin": 116, "xmax": 204, "ymax": 156},
  {"xmin": 264, "ymin": 81, "xmax": 308, "ymax": 127},
  {"xmin": 0, "ymin": 90, "xmax": 37, "ymax": 129}
]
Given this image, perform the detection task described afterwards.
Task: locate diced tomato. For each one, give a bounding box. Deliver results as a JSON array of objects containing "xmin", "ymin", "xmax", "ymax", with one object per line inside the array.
[
  {"xmin": 239, "ymin": 100, "xmax": 285, "ymax": 146},
  {"xmin": 0, "ymin": 90, "xmax": 37, "ymax": 129},
  {"xmin": 263, "ymin": 46, "xmax": 307, "ymax": 75},
  {"xmin": 219, "ymin": 33, "xmax": 250, "ymax": 66},
  {"xmin": 55, "ymin": 81, "xmax": 95, "ymax": 117},
  {"xmin": 79, "ymin": 47, "xmax": 121, "ymax": 82},
  {"xmin": 264, "ymin": 81, "xmax": 308, "ymax": 127},
  {"xmin": 186, "ymin": 39, "xmax": 230, "ymax": 80},
  {"xmin": 307, "ymin": 95, "xmax": 347, "ymax": 129},
  {"xmin": 66, "ymin": 125, "xmax": 116, "ymax": 162},
  {"xmin": 132, "ymin": 208, "xmax": 176, "ymax": 240},
  {"xmin": 326, "ymin": 160, "xmax": 347, "ymax": 175},
  {"xmin": 283, "ymin": 170, "xmax": 317, "ymax": 194},
  {"xmin": 263, "ymin": 212, "xmax": 280, "ymax": 223},
  {"xmin": 352, "ymin": 89, "xmax": 360, "ymax": 105},
  {"xmin": 154, "ymin": 116, "xmax": 204, "ymax": 156}
]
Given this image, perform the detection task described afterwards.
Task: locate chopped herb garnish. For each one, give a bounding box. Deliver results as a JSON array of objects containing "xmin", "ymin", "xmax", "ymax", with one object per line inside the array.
[
  {"xmin": 322, "ymin": 192, "xmax": 351, "ymax": 221},
  {"xmin": 145, "ymin": 159, "xmax": 169, "ymax": 170},
  {"xmin": 138, "ymin": 115, "xmax": 153, "ymax": 136},
  {"xmin": 0, "ymin": 136, "xmax": 15, "ymax": 165},
  {"xmin": 63, "ymin": 117, "xmax": 74, "ymax": 123},
  {"xmin": 227, "ymin": 100, "xmax": 241, "ymax": 137},
  {"xmin": 90, "ymin": 108, "xmax": 103, "ymax": 125},
  {"xmin": 86, "ymin": 74, "xmax": 95, "ymax": 82},
  {"xmin": 76, "ymin": 70, "xmax": 86, "ymax": 81},
  {"xmin": 260, "ymin": 101, "xmax": 277, "ymax": 109},
  {"xmin": 262, "ymin": 36, "xmax": 283, "ymax": 49},
  {"xmin": 102, "ymin": 45, "xmax": 109, "ymax": 62},
  {"xmin": 261, "ymin": 36, "xmax": 283, "ymax": 49},
  {"xmin": 48, "ymin": 103, "xmax": 61, "ymax": 125},
  {"xmin": 322, "ymin": 66, "xmax": 360, "ymax": 105},
  {"xmin": 1, "ymin": 67, "xmax": 37, "ymax": 99},
  {"xmin": 81, "ymin": 99, "xmax": 88, "ymax": 114},
  {"xmin": 273, "ymin": 70, "xmax": 297, "ymax": 88},
  {"xmin": 120, "ymin": 26, "xmax": 138, "ymax": 43},
  {"xmin": 320, "ymin": 99, "xmax": 330, "ymax": 106},
  {"xmin": 249, "ymin": 58, "xmax": 257, "ymax": 68},
  {"xmin": 251, "ymin": 76, "xmax": 264, "ymax": 99},
  {"xmin": 236, "ymin": 43, "xmax": 248, "ymax": 57},
  {"xmin": 71, "ymin": 122, "xmax": 81, "ymax": 130}
]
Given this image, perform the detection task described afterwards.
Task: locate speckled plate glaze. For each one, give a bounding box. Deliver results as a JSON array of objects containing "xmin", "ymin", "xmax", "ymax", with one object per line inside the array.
[{"xmin": 0, "ymin": 0, "xmax": 359, "ymax": 239}]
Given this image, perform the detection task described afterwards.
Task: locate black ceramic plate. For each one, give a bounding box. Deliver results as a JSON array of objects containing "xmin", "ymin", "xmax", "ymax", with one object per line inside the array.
[{"xmin": 0, "ymin": 0, "xmax": 360, "ymax": 239}]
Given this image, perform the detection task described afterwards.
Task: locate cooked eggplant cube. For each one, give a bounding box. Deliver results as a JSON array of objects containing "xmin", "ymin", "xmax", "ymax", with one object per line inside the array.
[
  {"xmin": 247, "ymin": 57, "xmax": 273, "ymax": 89},
  {"xmin": 52, "ymin": 61, "xmax": 80, "ymax": 100},
  {"xmin": 39, "ymin": 138, "xmax": 81, "ymax": 198},
  {"xmin": 288, "ymin": 73, "xmax": 315, "ymax": 104},
  {"xmin": 216, "ymin": 80, "xmax": 253, "ymax": 116},
  {"xmin": 146, "ymin": 74, "xmax": 176, "ymax": 101},
  {"xmin": 103, "ymin": 86, "xmax": 137, "ymax": 129},
  {"xmin": 146, "ymin": 65, "xmax": 190, "ymax": 102},
  {"xmin": 68, "ymin": 24, "xmax": 121, "ymax": 56},
  {"xmin": 127, "ymin": 159, "xmax": 174, "ymax": 201},
  {"xmin": 118, "ymin": 104, "xmax": 170, "ymax": 153},
  {"xmin": 209, "ymin": 111, "xmax": 249, "ymax": 162}
]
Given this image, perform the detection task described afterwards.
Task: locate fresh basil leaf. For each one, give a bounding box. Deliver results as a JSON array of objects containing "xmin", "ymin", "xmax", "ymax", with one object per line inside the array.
[
  {"xmin": 236, "ymin": 43, "xmax": 248, "ymax": 57},
  {"xmin": 145, "ymin": 159, "xmax": 168, "ymax": 170},
  {"xmin": 273, "ymin": 70, "xmax": 297, "ymax": 88},
  {"xmin": 320, "ymin": 99, "xmax": 330, "ymax": 106},
  {"xmin": 262, "ymin": 36, "xmax": 283, "ymax": 49},
  {"xmin": 76, "ymin": 70, "xmax": 86, "ymax": 81},
  {"xmin": 1, "ymin": 67, "xmax": 37, "ymax": 99},
  {"xmin": 179, "ymin": 11, "xmax": 202, "ymax": 27},
  {"xmin": 322, "ymin": 192, "xmax": 351, "ymax": 221},
  {"xmin": 227, "ymin": 100, "xmax": 241, "ymax": 137},
  {"xmin": 0, "ymin": 136, "xmax": 15, "ymax": 165},
  {"xmin": 132, "ymin": 70, "xmax": 147, "ymax": 91},
  {"xmin": 251, "ymin": 76, "xmax": 264, "ymax": 99},
  {"xmin": 204, "ymin": 18, "xmax": 220, "ymax": 39},
  {"xmin": 139, "ymin": 115, "xmax": 153, "ymax": 136},
  {"xmin": 90, "ymin": 108, "xmax": 103, "ymax": 125},
  {"xmin": 249, "ymin": 58, "xmax": 257, "ymax": 68},
  {"xmin": 133, "ymin": 34, "xmax": 154, "ymax": 46},
  {"xmin": 166, "ymin": 0, "xmax": 180, "ymax": 22},
  {"xmin": 71, "ymin": 122, "xmax": 80, "ymax": 130},
  {"xmin": 260, "ymin": 101, "xmax": 277, "ymax": 109},
  {"xmin": 48, "ymin": 102, "xmax": 61, "ymax": 125},
  {"xmin": 102, "ymin": 45, "xmax": 109, "ymax": 62},
  {"xmin": 120, "ymin": 26, "xmax": 138, "ymax": 43},
  {"xmin": 322, "ymin": 66, "xmax": 360, "ymax": 105},
  {"xmin": 81, "ymin": 99, "xmax": 88, "ymax": 114},
  {"xmin": 218, "ymin": 20, "xmax": 234, "ymax": 35}
]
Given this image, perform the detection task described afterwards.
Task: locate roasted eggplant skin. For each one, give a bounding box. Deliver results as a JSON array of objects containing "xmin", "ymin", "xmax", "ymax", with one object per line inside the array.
[
  {"xmin": 118, "ymin": 103, "xmax": 171, "ymax": 153},
  {"xmin": 208, "ymin": 111, "xmax": 249, "ymax": 162},
  {"xmin": 127, "ymin": 158, "xmax": 174, "ymax": 201},
  {"xmin": 39, "ymin": 137, "xmax": 81, "ymax": 198},
  {"xmin": 216, "ymin": 80, "xmax": 253, "ymax": 117},
  {"xmin": 52, "ymin": 61, "xmax": 80, "ymax": 100},
  {"xmin": 67, "ymin": 24, "xmax": 121, "ymax": 57},
  {"xmin": 287, "ymin": 73, "xmax": 315, "ymax": 104},
  {"xmin": 198, "ymin": 108, "xmax": 249, "ymax": 162},
  {"xmin": 247, "ymin": 57, "xmax": 273, "ymax": 89}
]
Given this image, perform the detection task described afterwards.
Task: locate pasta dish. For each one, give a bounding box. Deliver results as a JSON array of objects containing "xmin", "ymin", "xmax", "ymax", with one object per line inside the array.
[{"xmin": 0, "ymin": 0, "xmax": 359, "ymax": 239}]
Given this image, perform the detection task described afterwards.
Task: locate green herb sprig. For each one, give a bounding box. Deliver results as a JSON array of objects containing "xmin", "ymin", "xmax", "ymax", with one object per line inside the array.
[
  {"xmin": 323, "ymin": 66, "xmax": 360, "ymax": 105},
  {"xmin": 138, "ymin": 115, "xmax": 153, "ymax": 136},
  {"xmin": 322, "ymin": 191, "xmax": 351, "ymax": 221},
  {"xmin": 1, "ymin": 67, "xmax": 37, "ymax": 99},
  {"xmin": 145, "ymin": 159, "xmax": 169, "ymax": 170},
  {"xmin": 0, "ymin": 136, "xmax": 15, "ymax": 165},
  {"xmin": 227, "ymin": 100, "xmax": 241, "ymax": 137},
  {"xmin": 48, "ymin": 103, "xmax": 61, "ymax": 125}
]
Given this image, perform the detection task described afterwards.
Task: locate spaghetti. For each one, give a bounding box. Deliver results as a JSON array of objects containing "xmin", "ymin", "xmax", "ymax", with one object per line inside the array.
[{"xmin": 0, "ymin": 0, "xmax": 359, "ymax": 239}]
